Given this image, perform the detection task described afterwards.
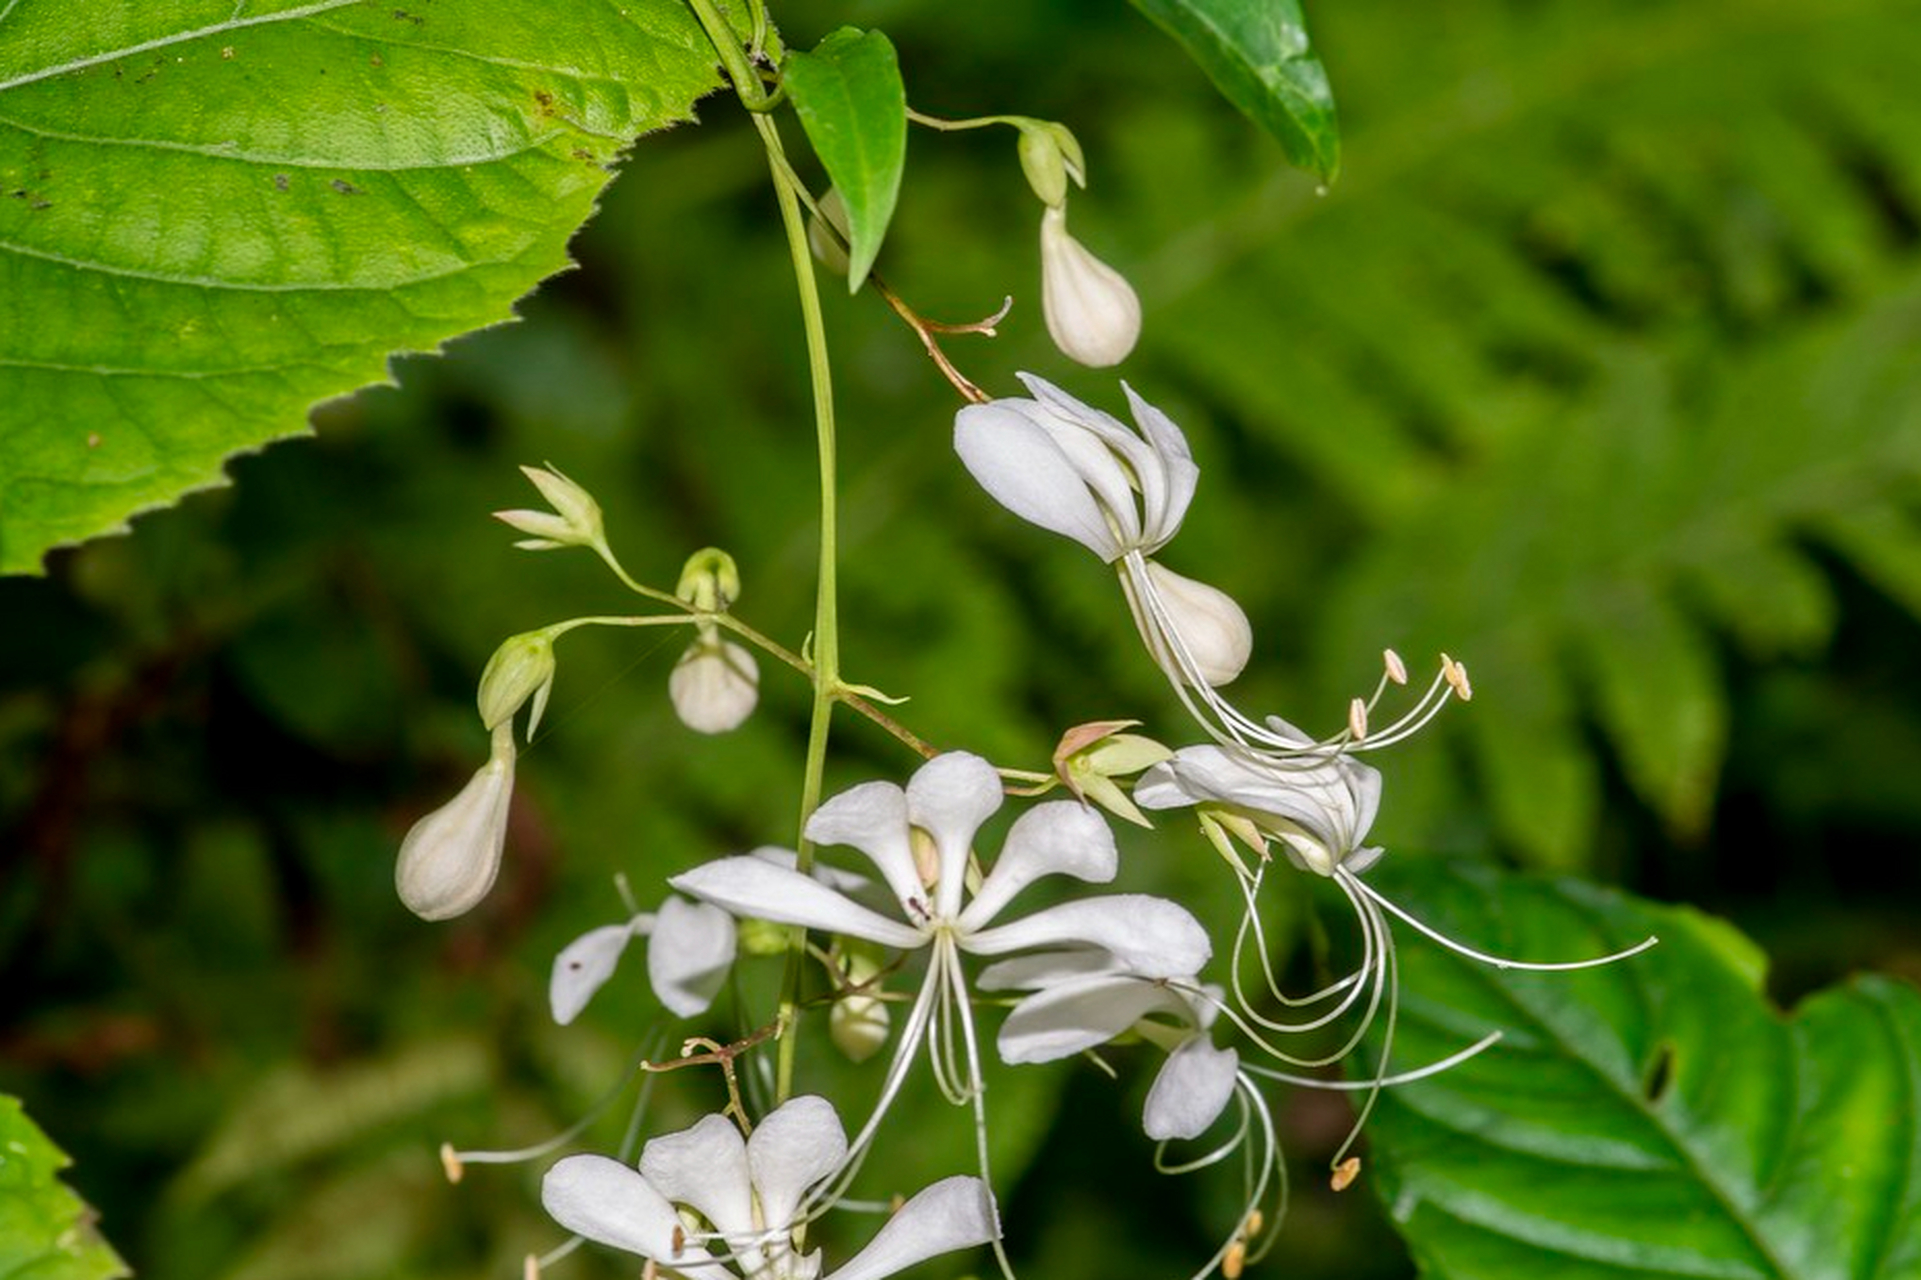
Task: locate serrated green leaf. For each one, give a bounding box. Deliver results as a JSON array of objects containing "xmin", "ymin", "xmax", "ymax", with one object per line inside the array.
[
  {"xmin": 1361, "ymin": 861, "xmax": 1921, "ymax": 1278},
  {"xmin": 0, "ymin": 1095, "xmax": 130, "ymax": 1279},
  {"xmin": 0, "ymin": 0, "xmax": 728, "ymax": 575},
  {"xmin": 1127, "ymin": 0, "xmax": 1339, "ymax": 182},
  {"xmin": 782, "ymin": 27, "xmax": 906, "ymax": 291}
]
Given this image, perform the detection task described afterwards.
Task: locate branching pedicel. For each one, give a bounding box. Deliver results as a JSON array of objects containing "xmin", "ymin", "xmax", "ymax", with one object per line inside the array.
[{"xmin": 395, "ymin": 11, "xmax": 1656, "ymax": 1279}]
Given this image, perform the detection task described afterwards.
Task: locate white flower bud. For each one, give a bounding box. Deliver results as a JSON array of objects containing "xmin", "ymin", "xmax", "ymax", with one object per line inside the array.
[
  {"xmin": 493, "ymin": 465, "xmax": 604, "ymax": 551},
  {"xmin": 1039, "ymin": 204, "xmax": 1141, "ymax": 368},
  {"xmin": 668, "ymin": 638, "xmax": 759, "ymax": 734},
  {"xmin": 476, "ymin": 630, "xmax": 556, "ymax": 737},
  {"xmin": 395, "ymin": 724, "xmax": 515, "ymax": 921},
  {"xmin": 1133, "ymin": 560, "xmax": 1252, "ymax": 687}
]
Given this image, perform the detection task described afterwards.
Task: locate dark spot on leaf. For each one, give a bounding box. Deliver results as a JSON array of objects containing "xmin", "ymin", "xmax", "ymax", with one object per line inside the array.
[
  {"xmin": 392, "ymin": 8, "xmax": 423, "ymax": 23},
  {"xmin": 533, "ymin": 89, "xmax": 556, "ymax": 116},
  {"xmin": 572, "ymin": 148, "xmax": 595, "ymax": 163},
  {"xmin": 6, "ymin": 190, "xmax": 24, "ymax": 199},
  {"xmin": 370, "ymin": 54, "xmax": 384, "ymax": 67},
  {"xmin": 86, "ymin": 433, "xmax": 102, "ymax": 450},
  {"xmin": 330, "ymin": 179, "xmax": 360, "ymax": 196},
  {"xmin": 1642, "ymin": 1042, "xmax": 1674, "ymax": 1103},
  {"xmin": 273, "ymin": 174, "xmax": 290, "ymax": 192}
]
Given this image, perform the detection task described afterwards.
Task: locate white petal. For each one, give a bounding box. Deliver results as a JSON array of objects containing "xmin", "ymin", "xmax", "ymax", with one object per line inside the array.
[
  {"xmin": 996, "ymin": 973, "xmax": 1185, "ymax": 1064},
  {"xmin": 647, "ymin": 896, "xmax": 737, "ymax": 1018},
  {"xmin": 550, "ymin": 921, "xmax": 639, "ymax": 1025},
  {"xmin": 957, "ymin": 802, "xmax": 1117, "ymax": 933},
  {"xmin": 1121, "ymin": 382, "xmax": 1200, "ymax": 548},
  {"xmin": 976, "ymin": 948, "xmax": 1117, "ymax": 993},
  {"xmin": 1017, "ymin": 374, "xmax": 1157, "ymax": 550},
  {"xmin": 395, "ymin": 730, "xmax": 515, "ymax": 921},
  {"xmin": 905, "ymin": 752, "xmax": 1004, "ymax": 920},
  {"xmin": 1143, "ymin": 1038, "xmax": 1240, "ymax": 1142},
  {"xmin": 954, "ymin": 401, "xmax": 1121, "ymax": 559},
  {"xmin": 804, "ymin": 782, "xmax": 924, "ymax": 914},
  {"xmin": 543, "ymin": 1153, "xmax": 726, "ymax": 1277},
  {"xmin": 670, "ymin": 641, "xmax": 759, "ymax": 734},
  {"xmin": 640, "ymin": 1113, "xmax": 755, "ymax": 1240},
  {"xmin": 749, "ymin": 845, "xmax": 871, "ymax": 895},
  {"xmin": 672, "ymin": 856, "xmax": 924, "ymax": 951},
  {"xmin": 965, "ymin": 895, "xmax": 1211, "ymax": 979},
  {"xmin": 746, "ymin": 1095, "xmax": 848, "ymax": 1234},
  {"xmin": 826, "ymin": 1177, "xmax": 999, "ymax": 1280}
]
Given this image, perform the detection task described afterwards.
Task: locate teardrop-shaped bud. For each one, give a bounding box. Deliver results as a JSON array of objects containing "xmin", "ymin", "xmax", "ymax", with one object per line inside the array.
[
  {"xmin": 396, "ymin": 725, "xmax": 515, "ymax": 921},
  {"xmin": 1131, "ymin": 560, "xmax": 1253, "ymax": 687},
  {"xmin": 1040, "ymin": 205, "xmax": 1141, "ymax": 368},
  {"xmin": 668, "ymin": 639, "xmax": 760, "ymax": 734}
]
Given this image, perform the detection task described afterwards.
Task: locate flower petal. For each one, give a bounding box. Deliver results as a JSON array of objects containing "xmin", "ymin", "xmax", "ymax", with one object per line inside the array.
[
  {"xmin": 905, "ymin": 752, "xmax": 1004, "ymax": 920},
  {"xmin": 975, "ymin": 948, "xmax": 1116, "ymax": 993},
  {"xmin": 647, "ymin": 896, "xmax": 737, "ymax": 1018},
  {"xmin": 1144, "ymin": 1038, "xmax": 1240, "ymax": 1142},
  {"xmin": 957, "ymin": 801, "xmax": 1117, "ymax": 933},
  {"xmin": 746, "ymin": 1095, "xmax": 849, "ymax": 1234},
  {"xmin": 965, "ymin": 895, "xmax": 1211, "ymax": 979},
  {"xmin": 1120, "ymin": 382, "xmax": 1199, "ymax": 548},
  {"xmin": 996, "ymin": 972, "xmax": 1185, "ymax": 1064},
  {"xmin": 543, "ymin": 1153, "xmax": 726, "ymax": 1277},
  {"xmin": 639, "ymin": 1113, "xmax": 755, "ymax": 1241},
  {"xmin": 550, "ymin": 920, "xmax": 641, "ymax": 1025},
  {"xmin": 955, "ymin": 400, "xmax": 1121, "ymax": 560},
  {"xmin": 826, "ymin": 1176, "xmax": 999, "ymax": 1280},
  {"xmin": 803, "ymin": 782, "xmax": 923, "ymax": 914},
  {"xmin": 672, "ymin": 856, "xmax": 924, "ymax": 951}
]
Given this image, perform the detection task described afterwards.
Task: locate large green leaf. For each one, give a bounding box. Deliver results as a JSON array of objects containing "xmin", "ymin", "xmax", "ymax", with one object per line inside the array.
[
  {"xmin": 782, "ymin": 27, "xmax": 906, "ymax": 291},
  {"xmin": 1358, "ymin": 861, "xmax": 1921, "ymax": 1278},
  {"xmin": 0, "ymin": 1095, "xmax": 130, "ymax": 1279},
  {"xmin": 0, "ymin": 0, "xmax": 727, "ymax": 575},
  {"xmin": 1127, "ymin": 0, "xmax": 1339, "ymax": 182}
]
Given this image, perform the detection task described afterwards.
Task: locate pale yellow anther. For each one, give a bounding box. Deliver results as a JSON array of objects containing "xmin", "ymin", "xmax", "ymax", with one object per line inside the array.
[
  {"xmin": 910, "ymin": 826, "xmax": 941, "ymax": 890},
  {"xmin": 642, "ymin": 1259, "xmax": 659, "ymax": 1280},
  {"xmin": 1331, "ymin": 1156, "xmax": 1362, "ymax": 1191},
  {"xmin": 1383, "ymin": 648, "xmax": 1408, "ymax": 685},
  {"xmin": 1244, "ymin": 1209, "xmax": 1265, "ymax": 1238},
  {"xmin": 671, "ymin": 1225, "xmax": 686, "ymax": 1256},
  {"xmin": 1442, "ymin": 654, "xmax": 1473, "ymax": 701},
  {"xmin": 1348, "ymin": 696, "xmax": 1369, "ymax": 742},
  {"xmin": 524, "ymin": 1254, "xmax": 541, "ymax": 1280},
  {"xmin": 439, "ymin": 1142, "xmax": 464, "ymax": 1184},
  {"xmin": 1223, "ymin": 1240, "xmax": 1247, "ymax": 1280}
]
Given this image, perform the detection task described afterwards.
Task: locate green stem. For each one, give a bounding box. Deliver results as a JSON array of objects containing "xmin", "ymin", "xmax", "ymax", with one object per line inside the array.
[{"xmin": 751, "ymin": 105, "xmax": 842, "ymax": 1107}]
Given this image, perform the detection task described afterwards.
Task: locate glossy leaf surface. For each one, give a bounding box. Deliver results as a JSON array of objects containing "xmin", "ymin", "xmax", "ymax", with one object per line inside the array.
[
  {"xmin": 1128, "ymin": 0, "xmax": 1339, "ymax": 181},
  {"xmin": 0, "ymin": 0, "xmax": 726, "ymax": 574},
  {"xmin": 1364, "ymin": 861, "xmax": 1921, "ymax": 1278},
  {"xmin": 782, "ymin": 26, "xmax": 907, "ymax": 291}
]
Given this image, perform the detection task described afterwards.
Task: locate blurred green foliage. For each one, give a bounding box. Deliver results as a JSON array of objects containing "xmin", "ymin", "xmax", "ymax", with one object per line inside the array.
[{"xmin": 4, "ymin": 1, "xmax": 1921, "ymax": 1277}]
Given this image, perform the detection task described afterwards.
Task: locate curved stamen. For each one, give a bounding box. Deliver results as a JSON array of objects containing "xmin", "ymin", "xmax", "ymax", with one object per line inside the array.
[
  {"xmin": 1241, "ymin": 1029, "xmax": 1503, "ymax": 1091},
  {"xmin": 1227, "ymin": 866, "xmax": 1377, "ymax": 1037},
  {"xmin": 948, "ymin": 943, "xmax": 1020, "ymax": 1280},
  {"xmin": 1341, "ymin": 871, "xmax": 1660, "ymax": 972}
]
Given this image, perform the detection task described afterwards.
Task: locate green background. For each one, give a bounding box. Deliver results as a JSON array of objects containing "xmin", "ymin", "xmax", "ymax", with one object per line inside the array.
[{"xmin": 4, "ymin": 0, "xmax": 1921, "ymax": 1276}]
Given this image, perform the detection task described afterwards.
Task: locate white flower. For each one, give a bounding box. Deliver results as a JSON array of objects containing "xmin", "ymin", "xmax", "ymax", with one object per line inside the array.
[
  {"xmin": 955, "ymin": 376, "xmax": 1249, "ymax": 688},
  {"xmin": 673, "ymin": 752, "xmax": 1209, "ymax": 980},
  {"xmin": 550, "ymin": 894, "xmax": 738, "ymax": 1023},
  {"xmin": 671, "ymin": 637, "xmax": 760, "ymax": 734},
  {"xmin": 543, "ymin": 1096, "xmax": 998, "ymax": 1280},
  {"xmin": 394, "ymin": 722, "xmax": 515, "ymax": 921},
  {"xmin": 979, "ymin": 950, "xmax": 1239, "ymax": 1142},
  {"xmin": 672, "ymin": 752, "xmax": 1210, "ymax": 1174},
  {"xmin": 1134, "ymin": 742, "xmax": 1385, "ymax": 878},
  {"xmin": 1040, "ymin": 204, "xmax": 1141, "ymax": 367}
]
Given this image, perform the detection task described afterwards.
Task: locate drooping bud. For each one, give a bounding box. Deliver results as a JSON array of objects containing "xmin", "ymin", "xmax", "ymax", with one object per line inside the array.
[
  {"xmin": 494, "ymin": 464, "xmax": 605, "ymax": 551},
  {"xmin": 668, "ymin": 639, "xmax": 759, "ymax": 734},
  {"xmin": 829, "ymin": 945, "xmax": 892, "ymax": 1063},
  {"xmin": 477, "ymin": 630, "xmax": 557, "ymax": 738},
  {"xmin": 807, "ymin": 188, "xmax": 852, "ymax": 276},
  {"xmin": 1132, "ymin": 560, "xmax": 1253, "ymax": 687},
  {"xmin": 395, "ymin": 723, "xmax": 516, "ymax": 921},
  {"xmin": 1039, "ymin": 204, "xmax": 1141, "ymax": 368},
  {"xmin": 674, "ymin": 547, "xmax": 742, "ymax": 613},
  {"xmin": 1016, "ymin": 120, "xmax": 1085, "ymax": 208}
]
